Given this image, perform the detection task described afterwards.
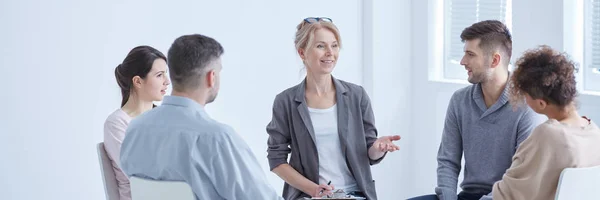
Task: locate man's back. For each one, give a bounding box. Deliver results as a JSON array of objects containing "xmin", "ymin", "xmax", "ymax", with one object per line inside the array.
[{"xmin": 120, "ymin": 96, "xmax": 282, "ymax": 200}]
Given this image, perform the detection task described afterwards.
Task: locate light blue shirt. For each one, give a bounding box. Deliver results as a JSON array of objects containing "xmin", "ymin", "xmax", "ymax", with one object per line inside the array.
[{"xmin": 120, "ymin": 95, "xmax": 282, "ymax": 200}]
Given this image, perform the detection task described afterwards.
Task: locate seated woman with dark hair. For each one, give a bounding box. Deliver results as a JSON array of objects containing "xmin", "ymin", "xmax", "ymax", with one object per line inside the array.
[
  {"xmin": 104, "ymin": 46, "xmax": 170, "ymax": 200},
  {"xmin": 489, "ymin": 45, "xmax": 600, "ymax": 200}
]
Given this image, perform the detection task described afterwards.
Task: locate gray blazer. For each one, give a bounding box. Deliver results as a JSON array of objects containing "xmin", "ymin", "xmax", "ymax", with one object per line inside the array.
[{"xmin": 266, "ymin": 77, "xmax": 385, "ymax": 200}]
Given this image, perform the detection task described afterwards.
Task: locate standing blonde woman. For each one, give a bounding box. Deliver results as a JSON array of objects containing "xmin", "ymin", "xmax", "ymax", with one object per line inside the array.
[{"xmin": 266, "ymin": 17, "xmax": 401, "ymax": 200}]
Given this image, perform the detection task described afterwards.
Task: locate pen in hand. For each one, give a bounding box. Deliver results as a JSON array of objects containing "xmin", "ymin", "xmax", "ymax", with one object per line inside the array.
[{"xmin": 319, "ymin": 180, "xmax": 332, "ymax": 196}]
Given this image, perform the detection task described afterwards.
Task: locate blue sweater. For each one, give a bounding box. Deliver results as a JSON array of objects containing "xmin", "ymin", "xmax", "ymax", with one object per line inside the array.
[{"xmin": 435, "ymin": 83, "xmax": 543, "ymax": 200}]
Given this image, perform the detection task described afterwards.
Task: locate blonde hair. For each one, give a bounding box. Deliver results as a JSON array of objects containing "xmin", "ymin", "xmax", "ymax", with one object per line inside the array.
[{"xmin": 294, "ymin": 19, "xmax": 342, "ymax": 53}]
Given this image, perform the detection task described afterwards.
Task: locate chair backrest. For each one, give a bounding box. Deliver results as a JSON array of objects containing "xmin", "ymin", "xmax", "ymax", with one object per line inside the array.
[
  {"xmin": 97, "ymin": 142, "xmax": 120, "ymax": 200},
  {"xmin": 555, "ymin": 165, "xmax": 600, "ymax": 200},
  {"xmin": 129, "ymin": 176, "xmax": 195, "ymax": 200}
]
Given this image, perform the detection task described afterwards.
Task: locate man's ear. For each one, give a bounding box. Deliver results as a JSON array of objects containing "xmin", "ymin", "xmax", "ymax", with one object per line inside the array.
[
  {"xmin": 206, "ymin": 70, "xmax": 216, "ymax": 87},
  {"xmin": 490, "ymin": 52, "xmax": 501, "ymax": 68}
]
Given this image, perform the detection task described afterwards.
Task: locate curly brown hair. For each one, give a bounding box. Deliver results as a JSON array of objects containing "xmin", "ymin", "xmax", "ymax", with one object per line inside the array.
[{"xmin": 509, "ymin": 45, "xmax": 578, "ymax": 108}]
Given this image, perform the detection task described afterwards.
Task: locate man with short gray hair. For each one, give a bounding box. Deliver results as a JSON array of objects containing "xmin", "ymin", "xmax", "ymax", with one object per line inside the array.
[{"xmin": 120, "ymin": 34, "xmax": 283, "ymax": 200}]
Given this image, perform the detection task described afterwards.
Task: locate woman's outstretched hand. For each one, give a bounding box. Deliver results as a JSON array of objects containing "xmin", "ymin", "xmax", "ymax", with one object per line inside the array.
[{"xmin": 368, "ymin": 135, "xmax": 401, "ymax": 160}]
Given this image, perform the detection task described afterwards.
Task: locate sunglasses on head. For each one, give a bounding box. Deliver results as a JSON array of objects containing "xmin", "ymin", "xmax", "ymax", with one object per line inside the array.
[{"xmin": 304, "ymin": 17, "xmax": 333, "ymax": 24}]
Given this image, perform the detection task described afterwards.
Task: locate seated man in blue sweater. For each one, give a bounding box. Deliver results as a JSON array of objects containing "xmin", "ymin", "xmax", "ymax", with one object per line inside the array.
[{"xmin": 409, "ymin": 20, "xmax": 543, "ymax": 200}]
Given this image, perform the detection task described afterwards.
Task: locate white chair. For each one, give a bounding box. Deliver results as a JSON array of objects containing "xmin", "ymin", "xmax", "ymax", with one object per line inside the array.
[
  {"xmin": 97, "ymin": 142, "xmax": 120, "ymax": 200},
  {"xmin": 129, "ymin": 176, "xmax": 195, "ymax": 200},
  {"xmin": 555, "ymin": 165, "xmax": 600, "ymax": 200}
]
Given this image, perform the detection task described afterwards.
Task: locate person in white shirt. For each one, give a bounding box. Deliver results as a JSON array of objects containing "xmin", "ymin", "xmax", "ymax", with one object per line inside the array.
[{"xmin": 266, "ymin": 17, "xmax": 401, "ymax": 200}]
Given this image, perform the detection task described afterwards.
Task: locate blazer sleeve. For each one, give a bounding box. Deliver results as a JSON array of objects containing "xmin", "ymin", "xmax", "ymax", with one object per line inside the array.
[
  {"xmin": 358, "ymin": 86, "xmax": 384, "ymax": 165},
  {"xmin": 266, "ymin": 94, "xmax": 292, "ymax": 170}
]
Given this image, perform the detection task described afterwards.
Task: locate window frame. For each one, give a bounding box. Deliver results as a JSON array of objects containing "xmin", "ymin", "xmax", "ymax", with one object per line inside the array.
[
  {"xmin": 440, "ymin": 0, "xmax": 513, "ymax": 82},
  {"xmin": 584, "ymin": 0, "xmax": 600, "ymax": 92}
]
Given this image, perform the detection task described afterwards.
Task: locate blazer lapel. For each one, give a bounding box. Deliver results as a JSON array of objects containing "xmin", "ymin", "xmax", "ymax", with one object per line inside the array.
[
  {"xmin": 333, "ymin": 78, "xmax": 350, "ymax": 158},
  {"xmin": 294, "ymin": 77, "xmax": 351, "ymax": 157},
  {"xmin": 294, "ymin": 79, "xmax": 317, "ymax": 145}
]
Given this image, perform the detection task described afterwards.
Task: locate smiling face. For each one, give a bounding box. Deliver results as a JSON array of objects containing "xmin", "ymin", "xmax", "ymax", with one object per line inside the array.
[
  {"xmin": 460, "ymin": 38, "xmax": 494, "ymax": 84},
  {"xmin": 298, "ymin": 28, "xmax": 340, "ymax": 75}
]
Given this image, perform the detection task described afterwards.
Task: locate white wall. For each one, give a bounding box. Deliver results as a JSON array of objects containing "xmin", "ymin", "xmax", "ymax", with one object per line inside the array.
[
  {"xmin": 362, "ymin": 0, "xmax": 413, "ymax": 199},
  {"xmin": 2, "ymin": 0, "xmax": 599, "ymax": 199},
  {"xmin": 0, "ymin": 0, "xmax": 366, "ymax": 199}
]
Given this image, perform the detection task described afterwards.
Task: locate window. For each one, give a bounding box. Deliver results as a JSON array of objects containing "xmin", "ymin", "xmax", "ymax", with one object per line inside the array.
[
  {"xmin": 443, "ymin": 0, "xmax": 512, "ymax": 80},
  {"xmin": 584, "ymin": 0, "xmax": 600, "ymax": 92}
]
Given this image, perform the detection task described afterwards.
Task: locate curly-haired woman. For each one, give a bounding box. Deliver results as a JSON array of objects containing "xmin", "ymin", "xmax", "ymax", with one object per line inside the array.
[{"xmin": 489, "ymin": 45, "xmax": 600, "ymax": 200}]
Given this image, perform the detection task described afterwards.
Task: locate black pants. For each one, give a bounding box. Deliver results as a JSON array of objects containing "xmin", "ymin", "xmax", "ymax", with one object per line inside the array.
[
  {"xmin": 347, "ymin": 191, "xmax": 366, "ymax": 198},
  {"xmin": 407, "ymin": 191, "xmax": 489, "ymax": 200}
]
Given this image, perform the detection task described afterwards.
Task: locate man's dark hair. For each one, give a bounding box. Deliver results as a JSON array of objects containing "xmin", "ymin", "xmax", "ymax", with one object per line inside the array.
[{"xmin": 461, "ymin": 20, "xmax": 512, "ymax": 62}]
